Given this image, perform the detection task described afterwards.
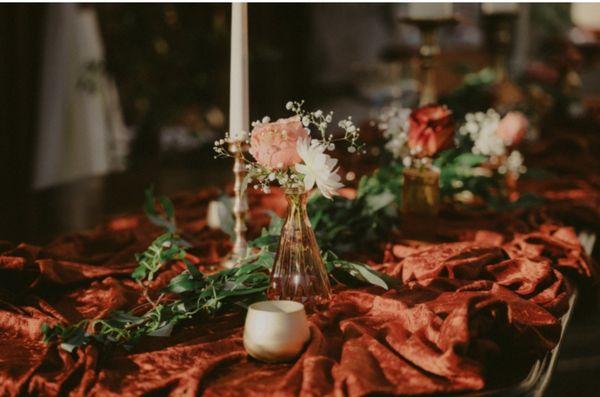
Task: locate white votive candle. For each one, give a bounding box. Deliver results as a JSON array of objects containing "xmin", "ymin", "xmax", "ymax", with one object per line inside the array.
[
  {"xmin": 243, "ymin": 300, "xmax": 311, "ymax": 363},
  {"xmin": 408, "ymin": 3, "xmax": 453, "ymax": 20}
]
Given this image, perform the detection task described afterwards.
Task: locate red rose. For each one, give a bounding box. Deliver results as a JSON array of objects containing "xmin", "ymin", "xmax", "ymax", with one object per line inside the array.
[{"xmin": 408, "ymin": 105, "xmax": 454, "ymax": 157}]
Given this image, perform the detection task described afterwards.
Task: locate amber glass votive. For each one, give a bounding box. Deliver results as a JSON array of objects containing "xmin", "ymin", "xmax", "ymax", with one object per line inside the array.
[{"xmin": 402, "ymin": 166, "xmax": 440, "ymax": 241}]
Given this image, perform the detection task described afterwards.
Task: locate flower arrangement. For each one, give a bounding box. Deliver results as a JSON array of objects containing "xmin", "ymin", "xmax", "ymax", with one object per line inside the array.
[
  {"xmin": 380, "ymin": 104, "xmax": 529, "ymax": 178},
  {"xmin": 214, "ymin": 101, "xmax": 363, "ymax": 199},
  {"xmin": 215, "ymin": 101, "xmax": 365, "ymax": 304},
  {"xmin": 377, "ymin": 104, "xmax": 455, "ymax": 238},
  {"xmin": 378, "ymin": 103, "xmax": 531, "ymax": 208}
]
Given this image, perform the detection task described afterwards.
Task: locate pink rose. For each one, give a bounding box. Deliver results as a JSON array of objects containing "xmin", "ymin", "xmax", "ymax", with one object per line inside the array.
[
  {"xmin": 497, "ymin": 112, "xmax": 528, "ymax": 146},
  {"xmin": 249, "ymin": 116, "xmax": 308, "ymax": 169}
]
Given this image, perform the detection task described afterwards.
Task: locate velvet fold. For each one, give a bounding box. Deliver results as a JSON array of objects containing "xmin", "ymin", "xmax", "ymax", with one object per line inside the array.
[{"xmin": 0, "ymin": 180, "xmax": 596, "ymax": 396}]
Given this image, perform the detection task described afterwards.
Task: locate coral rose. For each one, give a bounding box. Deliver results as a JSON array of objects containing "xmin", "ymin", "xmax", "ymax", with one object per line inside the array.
[
  {"xmin": 249, "ymin": 116, "xmax": 309, "ymax": 169},
  {"xmin": 497, "ymin": 111, "xmax": 528, "ymax": 146},
  {"xmin": 408, "ymin": 105, "xmax": 454, "ymax": 157}
]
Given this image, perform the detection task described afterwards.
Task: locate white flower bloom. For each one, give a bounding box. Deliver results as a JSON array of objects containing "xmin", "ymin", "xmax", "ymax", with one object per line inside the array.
[
  {"xmin": 285, "ymin": 101, "xmax": 293, "ymax": 110},
  {"xmin": 451, "ymin": 179, "xmax": 464, "ymax": 189},
  {"xmin": 460, "ymin": 109, "xmax": 506, "ymax": 157},
  {"xmin": 505, "ymin": 150, "xmax": 526, "ymax": 175},
  {"xmin": 379, "ymin": 106, "xmax": 411, "ymax": 159},
  {"xmin": 302, "ymin": 116, "xmax": 310, "ymax": 127},
  {"xmin": 314, "ymin": 110, "xmax": 323, "ymax": 118},
  {"xmin": 262, "ymin": 116, "xmax": 271, "ymax": 123},
  {"xmin": 295, "ymin": 138, "xmax": 344, "ymax": 199}
]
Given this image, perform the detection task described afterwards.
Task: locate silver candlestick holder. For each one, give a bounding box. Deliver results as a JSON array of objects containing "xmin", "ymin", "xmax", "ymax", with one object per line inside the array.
[
  {"xmin": 224, "ymin": 137, "xmax": 248, "ymax": 268},
  {"xmin": 400, "ymin": 16, "xmax": 458, "ymax": 106}
]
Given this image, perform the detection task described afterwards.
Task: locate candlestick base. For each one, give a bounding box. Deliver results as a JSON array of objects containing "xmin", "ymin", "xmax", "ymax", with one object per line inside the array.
[
  {"xmin": 224, "ymin": 138, "xmax": 249, "ymax": 268},
  {"xmin": 399, "ymin": 16, "xmax": 458, "ymax": 105}
]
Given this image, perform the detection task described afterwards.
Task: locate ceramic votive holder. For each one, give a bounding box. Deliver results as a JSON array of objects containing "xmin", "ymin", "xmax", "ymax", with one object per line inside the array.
[{"xmin": 243, "ymin": 300, "xmax": 311, "ymax": 363}]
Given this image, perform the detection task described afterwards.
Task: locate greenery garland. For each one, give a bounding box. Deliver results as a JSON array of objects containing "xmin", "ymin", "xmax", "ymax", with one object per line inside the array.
[{"xmin": 41, "ymin": 189, "xmax": 394, "ymax": 352}]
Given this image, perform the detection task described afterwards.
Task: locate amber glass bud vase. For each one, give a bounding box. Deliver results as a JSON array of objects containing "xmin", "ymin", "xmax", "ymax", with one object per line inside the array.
[
  {"xmin": 267, "ymin": 188, "xmax": 331, "ymax": 307},
  {"xmin": 402, "ymin": 167, "xmax": 440, "ymax": 241}
]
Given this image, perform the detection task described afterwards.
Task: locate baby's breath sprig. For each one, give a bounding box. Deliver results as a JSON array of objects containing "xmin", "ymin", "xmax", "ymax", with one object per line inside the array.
[
  {"xmin": 212, "ymin": 130, "xmax": 251, "ymax": 161},
  {"xmin": 286, "ymin": 100, "xmax": 364, "ymax": 154},
  {"xmin": 246, "ymin": 164, "xmax": 304, "ymax": 194}
]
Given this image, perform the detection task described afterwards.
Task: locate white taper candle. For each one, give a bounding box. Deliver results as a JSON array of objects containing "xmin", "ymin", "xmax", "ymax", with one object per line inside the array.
[{"xmin": 230, "ymin": 2, "xmax": 249, "ymax": 136}]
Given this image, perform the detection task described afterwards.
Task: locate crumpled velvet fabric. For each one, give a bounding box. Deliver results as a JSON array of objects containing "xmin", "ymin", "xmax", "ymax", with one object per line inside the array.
[{"xmin": 0, "ymin": 181, "xmax": 596, "ymax": 396}]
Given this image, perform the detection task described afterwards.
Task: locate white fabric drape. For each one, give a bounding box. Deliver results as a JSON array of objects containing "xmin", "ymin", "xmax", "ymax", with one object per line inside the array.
[{"xmin": 33, "ymin": 4, "xmax": 129, "ymax": 189}]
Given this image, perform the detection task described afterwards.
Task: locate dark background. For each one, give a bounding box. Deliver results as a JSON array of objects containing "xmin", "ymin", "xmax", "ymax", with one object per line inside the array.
[{"xmin": 0, "ymin": 3, "xmax": 590, "ymax": 244}]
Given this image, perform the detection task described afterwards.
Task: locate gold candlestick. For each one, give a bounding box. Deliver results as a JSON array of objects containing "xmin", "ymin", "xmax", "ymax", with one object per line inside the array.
[
  {"xmin": 225, "ymin": 138, "xmax": 248, "ymax": 268},
  {"xmin": 483, "ymin": 13, "xmax": 517, "ymax": 83},
  {"xmin": 400, "ymin": 17, "xmax": 458, "ymax": 105}
]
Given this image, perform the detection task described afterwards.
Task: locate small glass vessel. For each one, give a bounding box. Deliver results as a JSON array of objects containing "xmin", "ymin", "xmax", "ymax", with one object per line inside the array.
[
  {"xmin": 267, "ymin": 188, "xmax": 331, "ymax": 307},
  {"xmin": 490, "ymin": 154, "xmax": 519, "ymax": 202},
  {"xmin": 402, "ymin": 166, "xmax": 440, "ymax": 241}
]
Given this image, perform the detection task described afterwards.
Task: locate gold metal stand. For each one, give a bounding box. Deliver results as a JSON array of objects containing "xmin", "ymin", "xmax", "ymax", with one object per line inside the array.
[
  {"xmin": 224, "ymin": 139, "xmax": 248, "ymax": 268},
  {"xmin": 400, "ymin": 17, "xmax": 458, "ymax": 105}
]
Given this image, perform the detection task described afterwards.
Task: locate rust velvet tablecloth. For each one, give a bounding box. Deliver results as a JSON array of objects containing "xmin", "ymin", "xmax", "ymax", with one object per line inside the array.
[{"xmin": 0, "ymin": 175, "xmax": 597, "ymax": 396}]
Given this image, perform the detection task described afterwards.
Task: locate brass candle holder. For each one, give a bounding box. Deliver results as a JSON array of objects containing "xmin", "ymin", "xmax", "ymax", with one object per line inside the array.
[
  {"xmin": 400, "ymin": 16, "xmax": 458, "ymax": 105},
  {"xmin": 482, "ymin": 12, "xmax": 517, "ymax": 83},
  {"xmin": 225, "ymin": 137, "xmax": 248, "ymax": 268},
  {"xmin": 401, "ymin": 166, "xmax": 440, "ymax": 241}
]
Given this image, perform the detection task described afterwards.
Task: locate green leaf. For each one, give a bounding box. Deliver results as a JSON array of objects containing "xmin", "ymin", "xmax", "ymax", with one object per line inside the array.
[
  {"xmin": 453, "ymin": 153, "xmax": 487, "ymax": 167},
  {"xmin": 144, "ymin": 186, "xmax": 178, "ymax": 233},
  {"xmin": 185, "ymin": 261, "xmax": 203, "ymax": 280},
  {"xmin": 167, "ymin": 277, "xmax": 197, "ymax": 294},
  {"xmin": 351, "ymin": 263, "xmax": 389, "ymax": 290},
  {"xmin": 365, "ymin": 190, "xmax": 396, "ymax": 213},
  {"xmin": 131, "ymin": 265, "xmax": 148, "ymax": 281},
  {"xmin": 148, "ymin": 322, "xmax": 174, "ymax": 337},
  {"xmin": 248, "ymin": 234, "xmax": 279, "ymax": 249}
]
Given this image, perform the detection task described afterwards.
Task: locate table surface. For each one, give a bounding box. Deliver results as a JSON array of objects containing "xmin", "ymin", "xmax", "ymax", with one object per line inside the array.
[
  {"xmin": 21, "ymin": 164, "xmax": 600, "ymax": 397},
  {"xmin": 6, "ymin": 121, "xmax": 600, "ymax": 396}
]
